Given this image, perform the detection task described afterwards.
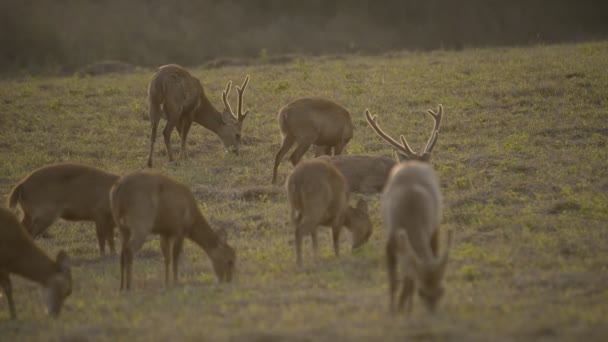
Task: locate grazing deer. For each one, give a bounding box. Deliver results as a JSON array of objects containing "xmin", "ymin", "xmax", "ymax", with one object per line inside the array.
[
  {"xmin": 317, "ymin": 154, "xmax": 396, "ymax": 194},
  {"xmin": 147, "ymin": 64, "xmax": 250, "ymax": 167},
  {"xmin": 271, "ymin": 97, "xmax": 353, "ymax": 185},
  {"xmin": 0, "ymin": 207, "xmax": 72, "ymax": 319},
  {"xmin": 109, "ymin": 171, "xmax": 235, "ymax": 290},
  {"xmin": 8, "ymin": 163, "xmax": 120, "ymax": 255},
  {"xmin": 286, "ymin": 159, "xmax": 372, "ymax": 267},
  {"xmin": 365, "ymin": 105, "xmax": 453, "ymax": 314}
]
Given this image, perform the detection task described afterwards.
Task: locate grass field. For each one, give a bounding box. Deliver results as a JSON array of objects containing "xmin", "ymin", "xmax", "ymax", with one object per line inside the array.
[{"xmin": 0, "ymin": 41, "xmax": 607, "ymax": 341}]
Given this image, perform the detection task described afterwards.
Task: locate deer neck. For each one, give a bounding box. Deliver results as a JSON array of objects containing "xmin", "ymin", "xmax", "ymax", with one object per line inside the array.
[
  {"xmin": 192, "ymin": 94, "xmax": 225, "ymax": 134},
  {"xmin": 188, "ymin": 212, "xmax": 221, "ymax": 253},
  {"xmin": 11, "ymin": 244, "xmax": 59, "ymax": 286}
]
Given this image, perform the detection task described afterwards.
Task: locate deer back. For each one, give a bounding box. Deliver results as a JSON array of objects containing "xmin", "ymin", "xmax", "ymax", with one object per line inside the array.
[
  {"xmin": 286, "ymin": 159, "xmax": 349, "ymax": 225},
  {"xmin": 318, "ymin": 154, "xmax": 396, "ymax": 193},
  {"xmin": 382, "ymin": 161, "xmax": 442, "ymax": 257},
  {"xmin": 8, "ymin": 163, "xmax": 119, "ymax": 223},
  {"xmin": 148, "ymin": 64, "xmax": 202, "ymax": 121},
  {"xmin": 279, "ymin": 98, "xmax": 353, "ymax": 146},
  {"xmin": 110, "ymin": 171, "xmax": 200, "ymax": 237}
]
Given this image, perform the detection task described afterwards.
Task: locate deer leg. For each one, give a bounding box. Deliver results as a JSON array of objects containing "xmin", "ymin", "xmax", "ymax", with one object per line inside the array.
[
  {"xmin": 0, "ymin": 273, "xmax": 16, "ymax": 319},
  {"xmin": 95, "ymin": 221, "xmax": 107, "ymax": 256},
  {"xmin": 160, "ymin": 236, "xmax": 171, "ymax": 288},
  {"xmin": 124, "ymin": 231, "xmax": 146, "ymax": 291},
  {"xmin": 398, "ymin": 276, "xmax": 415, "ymax": 314},
  {"xmin": 386, "ymin": 238, "xmax": 399, "ymax": 313},
  {"xmin": 272, "ymin": 135, "xmax": 295, "ymax": 184},
  {"xmin": 294, "ymin": 217, "xmax": 316, "ymax": 267},
  {"xmin": 331, "ymin": 225, "xmax": 342, "ymax": 257},
  {"xmin": 162, "ymin": 119, "xmax": 177, "ymax": 162},
  {"xmin": 179, "ymin": 118, "xmax": 193, "ymax": 161},
  {"xmin": 147, "ymin": 118, "xmax": 160, "ymax": 168},
  {"xmin": 96, "ymin": 216, "xmax": 116, "ymax": 255},
  {"xmin": 333, "ymin": 141, "xmax": 346, "ymax": 155},
  {"xmin": 289, "ymin": 142, "xmax": 312, "ymax": 166},
  {"xmin": 172, "ymin": 237, "xmax": 184, "ymax": 285}
]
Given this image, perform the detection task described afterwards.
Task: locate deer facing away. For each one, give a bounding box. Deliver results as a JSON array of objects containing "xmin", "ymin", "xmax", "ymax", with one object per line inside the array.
[
  {"xmin": 365, "ymin": 105, "xmax": 453, "ymax": 314},
  {"xmin": 286, "ymin": 159, "xmax": 372, "ymax": 267},
  {"xmin": 272, "ymin": 97, "xmax": 353, "ymax": 185},
  {"xmin": 109, "ymin": 170, "xmax": 235, "ymax": 290},
  {"xmin": 147, "ymin": 64, "xmax": 250, "ymax": 167},
  {"xmin": 0, "ymin": 207, "xmax": 72, "ymax": 319},
  {"xmin": 8, "ymin": 163, "xmax": 120, "ymax": 255}
]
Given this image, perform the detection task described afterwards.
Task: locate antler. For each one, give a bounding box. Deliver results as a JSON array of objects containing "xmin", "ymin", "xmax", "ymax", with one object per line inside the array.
[
  {"xmin": 423, "ymin": 104, "xmax": 443, "ymax": 154},
  {"xmin": 222, "ymin": 75, "xmax": 250, "ymax": 124},
  {"xmin": 365, "ymin": 109, "xmax": 416, "ymax": 157},
  {"xmin": 235, "ymin": 75, "xmax": 250, "ymax": 123}
]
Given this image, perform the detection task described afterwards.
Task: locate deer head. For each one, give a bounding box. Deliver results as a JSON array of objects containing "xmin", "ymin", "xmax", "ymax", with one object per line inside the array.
[
  {"xmin": 217, "ymin": 75, "xmax": 250, "ymax": 155},
  {"xmin": 365, "ymin": 105, "xmax": 443, "ymax": 162}
]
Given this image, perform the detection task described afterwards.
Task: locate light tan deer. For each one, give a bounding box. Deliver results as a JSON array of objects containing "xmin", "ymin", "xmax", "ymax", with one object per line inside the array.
[
  {"xmin": 147, "ymin": 64, "xmax": 250, "ymax": 167},
  {"xmin": 0, "ymin": 207, "xmax": 72, "ymax": 319},
  {"xmin": 271, "ymin": 97, "xmax": 353, "ymax": 184},
  {"xmin": 109, "ymin": 170, "xmax": 235, "ymax": 290},
  {"xmin": 365, "ymin": 105, "xmax": 453, "ymax": 314},
  {"xmin": 317, "ymin": 154, "xmax": 396, "ymax": 194},
  {"xmin": 8, "ymin": 163, "xmax": 120, "ymax": 255},
  {"xmin": 286, "ymin": 159, "xmax": 372, "ymax": 267}
]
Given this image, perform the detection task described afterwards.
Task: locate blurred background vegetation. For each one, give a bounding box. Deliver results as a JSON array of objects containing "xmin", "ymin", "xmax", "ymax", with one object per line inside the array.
[{"xmin": 1, "ymin": 0, "xmax": 607, "ymax": 74}]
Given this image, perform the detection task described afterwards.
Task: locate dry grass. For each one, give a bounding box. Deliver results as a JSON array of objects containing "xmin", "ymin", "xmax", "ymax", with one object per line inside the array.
[{"xmin": 0, "ymin": 41, "xmax": 607, "ymax": 341}]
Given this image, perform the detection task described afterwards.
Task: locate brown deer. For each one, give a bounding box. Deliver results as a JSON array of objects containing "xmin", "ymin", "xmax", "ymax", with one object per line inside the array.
[
  {"xmin": 147, "ymin": 64, "xmax": 250, "ymax": 167},
  {"xmin": 0, "ymin": 207, "xmax": 72, "ymax": 319},
  {"xmin": 286, "ymin": 159, "xmax": 372, "ymax": 267},
  {"xmin": 109, "ymin": 170, "xmax": 235, "ymax": 290},
  {"xmin": 271, "ymin": 97, "xmax": 353, "ymax": 185},
  {"xmin": 8, "ymin": 163, "xmax": 120, "ymax": 255},
  {"xmin": 317, "ymin": 154, "xmax": 396, "ymax": 194},
  {"xmin": 365, "ymin": 105, "xmax": 453, "ymax": 314}
]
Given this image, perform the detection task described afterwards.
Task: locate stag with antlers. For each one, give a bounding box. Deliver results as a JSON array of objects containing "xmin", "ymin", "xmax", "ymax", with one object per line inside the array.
[
  {"xmin": 147, "ymin": 64, "xmax": 250, "ymax": 167},
  {"xmin": 365, "ymin": 105, "xmax": 453, "ymax": 315}
]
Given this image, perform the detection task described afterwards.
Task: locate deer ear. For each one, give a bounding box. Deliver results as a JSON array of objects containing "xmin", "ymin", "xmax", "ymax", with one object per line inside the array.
[{"xmin": 356, "ymin": 199, "xmax": 368, "ymax": 214}]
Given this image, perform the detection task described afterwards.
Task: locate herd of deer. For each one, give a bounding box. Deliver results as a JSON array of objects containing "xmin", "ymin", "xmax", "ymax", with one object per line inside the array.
[{"xmin": 1, "ymin": 64, "xmax": 452, "ymax": 320}]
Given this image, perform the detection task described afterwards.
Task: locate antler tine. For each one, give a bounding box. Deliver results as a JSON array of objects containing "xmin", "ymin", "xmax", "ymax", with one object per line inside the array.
[
  {"xmin": 423, "ymin": 104, "xmax": 443, "ymax": 154},
  {"xmin": 222, "ymin": 80, "xmax": 234, "ymax": 117},
  {"xmin": 399, "ymin": 135, "xmax": 416, "ymax": 156},
  {"xmin": 365, "ymin": 109, "xmax": 416, "ymax": 157},
  {"xmin": 423, "ymin": 131, "xmax": 440, "ymax": 155},
  {"xmin": 426, "ymin": 104, "xmax": 443, "ymax": 133},
  {"xmin": 235, "ymin": 75, "xmax": 250, "ymax": 122}
]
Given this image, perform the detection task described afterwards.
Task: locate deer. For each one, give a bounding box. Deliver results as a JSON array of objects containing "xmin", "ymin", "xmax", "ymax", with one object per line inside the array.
[
  {"xmin": 271, "ymin": 97, "xmax": 354, "ymax": 185},
  {"xmin": 0, "ymin": 207, "xmax": 72, "ymax": 319},
  {"xmin": 365, "ymin": 104, "xmax": 454, "ymax": 315},
  {"xmin": 286, "ymin": 158, "xmax": 373, "ymax": 267},
  {"xmin": 316, "ymin": 154, "xmax": 396, "ymax": 194},
  {"xmin": 109, "ymin": 170, "xmax": 236, "ymax": 290},
  {"xmin": 147, "ymin": 64, "xmax": 250, "ymax": 167},
  {"xmin": 8, "ymin": 163, "xmax": 120, "ymax": 255}
]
